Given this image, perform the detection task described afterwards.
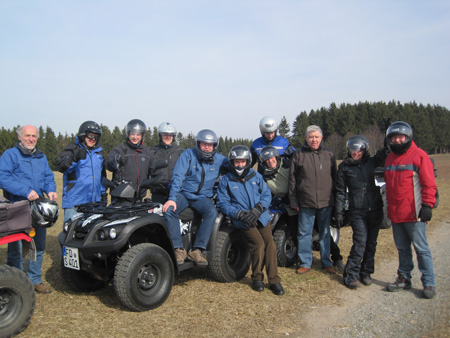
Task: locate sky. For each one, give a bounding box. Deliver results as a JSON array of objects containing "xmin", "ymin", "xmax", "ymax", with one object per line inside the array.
[{"xmin": 1, "ymin": 0, "xmax": 449, "ymax": 140}]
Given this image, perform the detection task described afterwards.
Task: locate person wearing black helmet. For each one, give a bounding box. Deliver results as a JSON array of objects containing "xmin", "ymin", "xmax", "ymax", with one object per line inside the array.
[
  {"xmin": 149, "ymin": 122, "xmax": 184, "ymax": 203},
  {"xmin": 384, "ymin": 121, "xmax": 437, "ymax": 299},
  {"xmin": 0, "ymin": 125, "xmax": 58, "ymax": 294},
  {"xmin": 106, "ymin": 119, "xmax": 153, "ymax": 199},
  {"xmin": 56, "ymin": 121, "xmax": 106, "ymax": 223},
  {"xmin": 250, "ymin": 116, "xmax": 295, "ymax": 175},
  {"xmin": 335, "ymin": 135, "xmax": 389, "ymax": 289},
  {"xmin": 162, "ymin": 129, "xmax": 227, "ymax": 266},
  {"xmin": 217, "ymin": 145, "xmax": 284, "ymax": 295}
]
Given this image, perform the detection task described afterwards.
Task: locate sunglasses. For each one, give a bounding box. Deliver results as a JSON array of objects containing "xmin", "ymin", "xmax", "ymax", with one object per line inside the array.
[{"xmin": 86, "ymin": 134, "xmax": 99, "ymax": 141}]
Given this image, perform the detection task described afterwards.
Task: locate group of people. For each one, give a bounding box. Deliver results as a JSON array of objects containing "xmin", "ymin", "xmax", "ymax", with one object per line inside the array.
[{"xmin": 0, "ymin": 117, "xmax": 437, "ymax": 300}]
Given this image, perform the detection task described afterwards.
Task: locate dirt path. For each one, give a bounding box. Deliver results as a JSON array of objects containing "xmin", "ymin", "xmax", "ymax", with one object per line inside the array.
[{"xmin": 295, "ymin": 220, "xmax": 450, "ymax": 338}]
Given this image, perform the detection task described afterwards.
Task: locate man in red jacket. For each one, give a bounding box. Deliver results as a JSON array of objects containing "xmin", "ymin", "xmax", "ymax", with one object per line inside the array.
[{"xmin": 384, "ymin": 121, "xmax": 437, "ymax": 299}]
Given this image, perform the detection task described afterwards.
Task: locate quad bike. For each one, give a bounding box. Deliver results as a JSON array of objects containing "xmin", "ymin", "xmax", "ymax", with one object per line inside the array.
[
  {"xmin": 58, "ymin": 168, "xmax": 250, "ymax": 312},
  {"xmin": 0, "ymin": 196, "xmax": 58, "ymax": 337}
]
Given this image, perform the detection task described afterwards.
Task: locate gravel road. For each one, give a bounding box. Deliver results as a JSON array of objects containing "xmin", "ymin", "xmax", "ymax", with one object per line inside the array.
[{"xmin": 296, "ymin": 220, "xmax": 450, "ymax": 338}]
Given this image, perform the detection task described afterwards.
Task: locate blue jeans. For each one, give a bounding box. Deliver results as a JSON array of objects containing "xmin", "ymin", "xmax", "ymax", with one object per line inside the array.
[
  {"xmin": 7, "ymin": 226, "xmax": 47, "ymax": 285},
  {"xmin": 164, "ymin": 194, "xmax": 217, "ymax": 250},
  {"xmin": 392, "ymin": 221, "xmax": 435, "ymax": 287},
  {"xmin": 297, "ymin": 206, "xmax": 333, "ymax": 268}
]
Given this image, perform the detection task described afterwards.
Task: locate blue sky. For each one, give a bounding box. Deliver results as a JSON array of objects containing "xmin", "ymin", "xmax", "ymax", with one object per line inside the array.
[{"xmin": 1, "ymin": 1, "xmax": 449, "ymax": 140}]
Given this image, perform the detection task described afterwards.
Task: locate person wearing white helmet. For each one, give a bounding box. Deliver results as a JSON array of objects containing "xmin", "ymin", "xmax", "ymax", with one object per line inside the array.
[
  {"xmin": 106, "ymin": 119, "xmax": 153, "ymax": 200},
  {"xmin": 250, "ymin": 116, "xmax": 295, "ymax": 175},
  {"xmin": 149, "ymin": 122, "xmax": 184, "ymax": 203}
]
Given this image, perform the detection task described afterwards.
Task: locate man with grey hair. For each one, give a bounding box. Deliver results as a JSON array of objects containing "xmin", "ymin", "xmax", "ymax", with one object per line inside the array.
[
  {"xmin": 0, "ymin": 125, "xmax": 58, "ymax": 294},
  {"xmin": 288, "ymin": 125, "xmax": 337, "ymax": 275}
]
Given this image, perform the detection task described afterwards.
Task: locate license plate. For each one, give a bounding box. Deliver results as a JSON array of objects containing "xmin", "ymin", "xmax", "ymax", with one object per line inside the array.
[{"xmin": 63, "ymin": 246, "xmax": 80, "ymax": 270}]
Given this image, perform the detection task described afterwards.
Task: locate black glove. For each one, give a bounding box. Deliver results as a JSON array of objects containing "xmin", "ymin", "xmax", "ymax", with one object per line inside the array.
[
  {"xmin": 242, "ymin": 203, "xmax": 264, "ymax": 227},
  {"xmin": 419, "ymin": 204, "xmax": 432, "ymax": 222},
  {"xmin": 236, "ymin": 210, "xmax": 245, "ymax": 221},
  {"xmin": 73, "ymin": 147, "xmax": 87, "ymax": 162},
  {"xmin": 334, "ymin": 213, "xmax": 344, "ymax": 229},
  {"xmin": 114, "ymin": 155, "xmax": 128, "ymax": 170}
]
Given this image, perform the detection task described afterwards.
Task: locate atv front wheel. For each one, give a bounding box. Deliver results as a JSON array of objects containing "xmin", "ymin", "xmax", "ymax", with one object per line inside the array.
[
  {"xmin": 273, "ymin": 228, "xmax": 297, "ymax": 267},
  {"xmin": 0, "ymin": 265, "xmax": 35, "ymax": 337},
  {"xmin": 60, "ymin": 258, "xmax": 105, "ymax": 292},
  {"xmin": 114, "ymin": 243, "xmax": 174, "ymax": 311},
  {"xmin": 208, "ymin": 227, "xmax": 250, "ymax": 282}
]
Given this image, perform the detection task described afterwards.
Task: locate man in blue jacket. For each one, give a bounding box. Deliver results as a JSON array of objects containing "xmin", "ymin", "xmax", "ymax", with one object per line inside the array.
[
  {"xmin": 162, "ymin": 129, "xmax": 227, "ymax": 266},
  {"xmin": 56, "ymin": 121, "xmax": 106, "ymax": 222},
  {"xmin": 0, "ymin": 125, "xmax": 58, "ymax": 294},
  {"xmin": 217, "ymin": 145, "xmax": 284, "ymax": 295},
  {"xmin": 251, "ymin": 116, "xmax": 295, "ymax": 174}
]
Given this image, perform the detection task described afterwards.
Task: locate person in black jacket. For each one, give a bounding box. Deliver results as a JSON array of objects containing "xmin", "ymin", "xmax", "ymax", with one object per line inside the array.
[
  {"xmin": 335, "ymin": 135, "xmax": 388, "ymax": 289},
  {"xmin": 106, "ymin": 119, "xmax": 153, "ymax": 199},
  {"xmin": 149, "ymin": 122, "xmax": 184, "ymax": 204}
]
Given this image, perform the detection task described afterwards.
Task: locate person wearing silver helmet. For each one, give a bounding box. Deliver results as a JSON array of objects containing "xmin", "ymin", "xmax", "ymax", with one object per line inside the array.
[
  {"xmin": 335, "ymin": 135, "xmax": 389, "ymax": 289},
  {"xmin": 162, "ymin": 129, "xmax": 227, "ymax": 266},
  {"xmin": 149, "ymin": 122, "xmax": 184, "ymax": 203},
  {"xmin": 217, "ymin": 145, "xmax": 285, "ymax": 295},
  {"xmin": 106, "ymin": 119, "xmax": 153, "ymax": 199},
  {"xmin": 384, "ymin": 121, "xmax": 437, "ymax": 299},
  {"xmin": 56, "ymin": 121, "xmax": 106, "ymax": 223},
  {"xmin": 0, "ymin": 125, "xmax": 58, "ymax": 294},
  {"xmin": 250, "ymin": 116, "xmax": 295, "ymax": 174}
]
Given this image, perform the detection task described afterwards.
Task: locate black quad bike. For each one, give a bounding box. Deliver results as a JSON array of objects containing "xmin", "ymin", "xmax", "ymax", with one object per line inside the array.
[{"xmin": 58, "ymin": 172, "xmax": 250, "ymax": 312}]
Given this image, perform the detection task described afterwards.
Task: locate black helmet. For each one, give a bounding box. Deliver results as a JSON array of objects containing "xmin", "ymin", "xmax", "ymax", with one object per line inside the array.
[
  {"xmin": 228, "ymin": 145, "xmax": 252, "ymax": 177},
  {"xmin": 78, "ymin": 121, "xmax": 102, "ymax": 145},
  {"xmin": 194, "ymin": 129, "xmax": 219, "ymax": 161},
  {"xmin": 346, "ymin": 135, "xmax": 369, "ymax": 157},
  {"xmin": 259, "ymin": 145, "xmax": 281, "ymax": 176},
  {"xmin": 157, "ymin": 122, "xmax": 177, "ymax": 145},
  {"xmin": 126, "ymin": 119, "xmax": 146, "ymax": 137},
  {"xmin": 386, "ymin": 121, "xmax": 413, "ymax": 154},
  {"xmin": 30, "ymin": 197, "xmax": 59, "ymax": 228}
]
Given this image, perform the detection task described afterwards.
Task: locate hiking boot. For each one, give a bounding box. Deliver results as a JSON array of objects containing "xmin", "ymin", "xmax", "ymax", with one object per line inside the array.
[
  {"xmin": 423, "ymin": 286, "xmax": 436, "ymax": 299},
  {"xmin": 34, "ymin": 283, "xmax": 52, "ymax": 294},
  {"xmin": 324, "ymin": 266, "xmax": 336, "ymax": 274},
  {"xmin": 296, "ymin": 267, "xmax": 310, "ymax": 274},
  {"xmin": 361, "ymin": 276, "xmax": 372, "ymax": 286},
  {"xmin": 188, "ymin": 249, "xmax": 208, "ymax": 266},
  {"xmin": 387, "ymin": 274, "xmax": 412, "ymax": 292},
  {"xmin": 252, "ymin": 280, "xmax": 264, "ymax": 292},
  {"xmin": 333, "ymin": 260, "xmax": 345, "ymax": 270},
  {"xmin": 270, "ymin": 283, "xmax": 285, "ymax": 296},
  {"xmin": 346, "ymin": 280, "xmax": 360, "ymax": 289},
  {"xmin": 175, "ymin": 248, "xmax": 187, "ymax": 265}
]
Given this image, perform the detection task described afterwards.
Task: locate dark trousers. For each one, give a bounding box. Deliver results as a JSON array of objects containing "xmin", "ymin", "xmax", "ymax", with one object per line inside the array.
[
  {"xmin": 343, "ymin": 209, "xmax": 381, "ymax": 285},
  {"xmin": 241, "ymin": 223, "xmax": 281, "ymax": 285}
]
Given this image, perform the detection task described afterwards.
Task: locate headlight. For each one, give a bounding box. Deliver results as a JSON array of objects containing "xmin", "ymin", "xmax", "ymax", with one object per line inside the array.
[
  {"xmin": 63, "ymin": 221, "xmax": 70, "ymax": 232},
  {"xmin": 98, "ymin": 229, "xmax": 107, "ymax": 240},
  {"xmin": 109, "ymin": 228, "xmax": 117, "ymax": 239}
]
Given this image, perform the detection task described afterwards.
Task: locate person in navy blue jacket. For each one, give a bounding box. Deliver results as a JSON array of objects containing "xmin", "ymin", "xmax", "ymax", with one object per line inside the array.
[
  {"xmin": 162, "ymin": 129, "xmax": 227, "ymax": 266},
  {"xmin": 0, "ymin": 125, "xmax": 58, "ymax": 294},
  {"xmin": 217, "ymin": 145, "xmax": 285, "ymax": 296},
  {"xmin": 55, "ymin": 121, "xmax": 106, "ymax": 223},
  {"xmin": 250, "ymin": 116, "xmax": 295, "ymax": 175}
]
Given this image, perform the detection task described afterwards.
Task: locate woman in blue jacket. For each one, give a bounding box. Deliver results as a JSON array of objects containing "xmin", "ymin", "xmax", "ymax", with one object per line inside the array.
[
  {"xmin": 217, "ymin": 145, "xmax": 285, "ymax": 296},
  {"xmin": 56, "ymin": 121, "xmax": 106, "ymax": 222}
]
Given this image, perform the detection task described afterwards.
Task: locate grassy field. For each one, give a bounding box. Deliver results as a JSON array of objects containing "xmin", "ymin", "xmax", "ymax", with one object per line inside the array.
[{"xmin": 1, "ymin": 154, "xmax": 449, "ymax": 338}]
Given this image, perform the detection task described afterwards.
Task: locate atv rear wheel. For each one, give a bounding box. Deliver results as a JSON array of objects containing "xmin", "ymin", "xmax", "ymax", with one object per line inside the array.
[
  {"xmin": 0, "ymin": 265, "xmax": 35, "ymax": 337},
  {"xmin": 114, "ymin": 243, "xmax": 174, "ymax": 311},
  {"xmin": 273, "ymin": 228, "xmax": 297, "ymax": 267},
  {"xmin": 208, "ymin": 227, "xmax": 250, "ymax": 282},
  {"xmin": 60, "ymin": 257, "xmax": 105, "ymax": 292}
]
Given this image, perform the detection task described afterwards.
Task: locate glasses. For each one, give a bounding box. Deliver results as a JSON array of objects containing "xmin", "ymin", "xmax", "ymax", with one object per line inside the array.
[{"xmin": 86, "ymin": 134, "xmax": 99, "ymax": 141}]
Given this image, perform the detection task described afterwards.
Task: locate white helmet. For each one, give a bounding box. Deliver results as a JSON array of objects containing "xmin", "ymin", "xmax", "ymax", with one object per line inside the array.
[
  {"xmin": 259, "ymin": 116, "xmax": 278, "ymax": 134},
  {"xmin": 157, "ymin": 122, "xmax": 177, "ymax": 145}
]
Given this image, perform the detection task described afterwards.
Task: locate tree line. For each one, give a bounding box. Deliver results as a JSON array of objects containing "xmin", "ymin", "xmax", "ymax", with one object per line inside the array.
[{"xmin": 1, "ymin": 100, "xmax": 449, "ymax": 170}]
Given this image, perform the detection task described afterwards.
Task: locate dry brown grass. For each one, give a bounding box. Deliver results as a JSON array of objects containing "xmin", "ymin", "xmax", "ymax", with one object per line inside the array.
[{"xmin": 1, "ymin": 154, "xmax": 449, "ymax": 338}]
